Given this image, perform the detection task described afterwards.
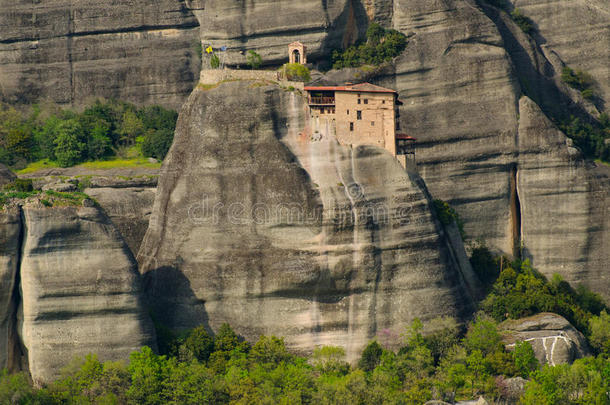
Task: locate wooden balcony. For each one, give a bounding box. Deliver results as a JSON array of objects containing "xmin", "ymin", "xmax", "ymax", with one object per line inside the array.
[{"xmin": 309, "ymin": 96, "xmax": 335, "ymax": 105}]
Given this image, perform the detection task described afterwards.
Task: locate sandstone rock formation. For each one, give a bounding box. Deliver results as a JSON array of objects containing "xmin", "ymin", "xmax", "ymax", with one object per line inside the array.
[
  {"xmin": 85, "ymin": 186, "xmax": 157, "ymax": 254},
  {"xmin": 190, "ymin": 0, "xmax": 367, "ymax": 68},
  {"xmin": 0, "ymin": 198, "xmax": 155, "ymax": 383},
  {"xmin": 138, "ymin": 81, "xmax": 478, "ymax": 360},
  {"xmin": 18, "ymin": 205, "xmax": 156, "ymax": 383},
  {"xmin": 509, "ymin": 0, "xmax": 610, "ymax": 107},
  {"xmin": 376, "ymin": 0, "xmax": 609, "ymax": 299},
  {"xmin": 0, "ymin": 208, "xmax": 21, "ymax": 372},
  {"xmin": 517, "ymin": 97, "xmax": 609, "ymax": 292},
  {"xmin": 0, "ymin": 164, "xmax": 16, "ymax": 187},
  {"xmin": 500, "ymin": 312, "xmax": 591, "ymax": 365},
  {"xmin": 22, "ymin": 172, "xmax": 159, "ymax": 254},
  {"xmin": 0, "ymin": 0, "xmax": 200, "ymax": 109}
]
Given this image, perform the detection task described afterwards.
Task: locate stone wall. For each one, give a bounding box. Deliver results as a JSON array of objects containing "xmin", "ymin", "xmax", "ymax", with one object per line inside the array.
[{"xmin": 199, "ymin": 69, "xmax": 305, "ymax": 90}]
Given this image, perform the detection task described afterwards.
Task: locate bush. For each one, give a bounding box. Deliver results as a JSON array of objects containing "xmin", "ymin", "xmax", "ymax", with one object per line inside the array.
[
  {"xmin": 358, "ymin": 341, "xmax": 383, "ymax": 372},
  {"xmin": 141, "ymin": 128, "xmax": 174, "ymax": 160},
  {"xmin": 210, "ymin": 53, "xmax": 220, "ymax": 69},
  {"xmin": 4, "ymin": 178, "xmax": 34, "ymax": 192},
  {"xmin": 513, "ymin": 341, "xmax": 538, "ymax": 377},
  {"xmin": 481, "ymin": 258, "xmax": 608, "ymax": 337},
  {"xmin": 433, "ymin": 199, "xmax": 465, "ymax": 237},
  {"xmin": 589, "ymin": 310, "xmax": 610, "ymax": 356},
  {"xmin": 281, "ymin": 63, "xmax": 311, "ymax": 82},
  {"xmin": 332, "ymin": 23, "xmax": 407, "ymax": 69},
  {"xmin": 246, "ymin": 50, "xmax": 262, "ymax": 69},
  {"xmin": 511, "ymin": 9, "xmax": 535, "ymax": 34}
]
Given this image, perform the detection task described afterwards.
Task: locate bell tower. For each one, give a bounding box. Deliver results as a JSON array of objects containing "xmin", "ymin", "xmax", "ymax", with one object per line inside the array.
[{"xmin": 288, "ymin": 42, "xmax": 307, "ymax": 64}]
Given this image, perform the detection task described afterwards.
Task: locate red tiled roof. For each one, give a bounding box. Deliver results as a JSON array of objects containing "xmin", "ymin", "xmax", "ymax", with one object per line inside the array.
[{"xmin": 304, "ymin": 82, "xmax": 397, "ymax": 94}]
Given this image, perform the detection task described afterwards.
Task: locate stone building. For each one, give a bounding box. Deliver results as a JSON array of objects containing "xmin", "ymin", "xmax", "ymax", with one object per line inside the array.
[
  {"xmin": 305, "ymin": 83, "xmax": 414, "ymax": 167},
  {"xmin": 289, "ymin": 42, "xmax": 307, "ymax": 64}
]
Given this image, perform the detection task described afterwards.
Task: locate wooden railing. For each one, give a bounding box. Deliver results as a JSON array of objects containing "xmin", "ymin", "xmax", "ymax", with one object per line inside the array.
[{"xmin": 309, "ymin": 96, "xmax": 335, "ymax": 105}]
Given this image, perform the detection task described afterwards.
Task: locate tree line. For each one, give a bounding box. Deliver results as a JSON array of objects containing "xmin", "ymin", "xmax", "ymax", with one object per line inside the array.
[
  {"xmin": 0, "ymin": 100, "xmax": 178, "ymax": 169},
  {"xmin": 1, "ymin": 250, "xmax": 609, "ymax": 404}
]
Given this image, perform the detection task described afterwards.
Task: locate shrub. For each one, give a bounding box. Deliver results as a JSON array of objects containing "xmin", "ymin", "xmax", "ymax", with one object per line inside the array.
[
  {"xmin": 4, "ymin": 178, "xmax": 34, "ymax": 192},
  {"xmin": 281, "ymin": 63, "xmax": 311, "ymax": 82},
  {"xmin": 246, "ymin": 50, "xmax": 262, "ymax": 69},
  {"xmin": 141, "ymin": 128, "xmax": 174, "ymax": 160},
  {"xmin": 561, "ymin": 67, "xmax": 594, "ymax": 91},
  {"xmin": 513, "ymin": 341, "xmax": 538, "ymax": 377},
  {"xmin": 589, "ymin": 310, "xmax": 610, "ymax": 356},
  {"xmin": 433, "ymin": 199, "xmax": 465, "ymax": 237},
  {"xmin": 332, "ymin": 23, "xmax": 407, "ymax": 69},
  {"xmin": 210, "ymin": 53, "xmax": 220, "ymax": 69},
  {"xmin": 358, "ymin": 341, "xmax": 383, "ymax": 372},
  {"xmin": 511, "ymin": 9, "xmax": 535, "ymax": 34}
]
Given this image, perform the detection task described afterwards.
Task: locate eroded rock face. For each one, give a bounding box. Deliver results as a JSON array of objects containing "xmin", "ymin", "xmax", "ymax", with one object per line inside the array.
[
  {"xmin": 191, "ymin": 0, "xmax": 367, "ymax": 68},
  {"xmin": 378, "ymin": 0, "xmax": 609, "ymax": 299},
  {"xmin": 517, "ymin": 97, "xmax": 609, "ymax": 293},
  {"xmin": 0, "ymin": 0, "xmax": 200, "ymax": 109},
  {"xmin": 0, "ymin": 164, "xmax": 16, "ymax": 187},
  {"xmin": 0, "ymin": 209, "xmax": 21, "ymax": 372},
  {"xmin": 138, "ymin": 81, "xmax": 476, "ymax": 361},
  {"xmin": 500, "ymin": 313, "xmax": 590, "ymax": 366},
  {"xmin": 85, "ymin": 187, "xmax": 157, "ymax": 254},
  {"xmin": 510, "ymin": 0, "xmax": 610, "ymax": 108},
  {"xmin": 18, "ymin": 205, "xmax": 155, "ymax": 384}
]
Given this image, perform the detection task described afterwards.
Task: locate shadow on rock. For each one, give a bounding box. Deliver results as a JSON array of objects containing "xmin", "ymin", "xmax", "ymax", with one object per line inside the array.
[{"xmin": 143, "ymin": 266, "xmax": 210, "ymax": 333}]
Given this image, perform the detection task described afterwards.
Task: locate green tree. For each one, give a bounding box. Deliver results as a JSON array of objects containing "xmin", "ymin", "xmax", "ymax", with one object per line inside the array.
[
  {"xmin": 126, "ymin": 346, "xmax": 169, "ymax": 405},
  {"xmin": 312, "ymin": 346, "xmax": 350, "ymax": 376},
  {"xmin": 358, "ymin": 341, "xmax": 384, "ymax": 372},
  {"xmin": 180, "ymin": 326, "xmax": 215, "ymax": 363},
  {"xmin": 246, "ymin": 50, "xmax": 262, "ymax": 69},
  {"xmin": 118, "ymin": 110, "xmax": 144, "ymax": 146},
  {"xmin": 513, "ymin": 340, "xmax": 538, "ymax": 377},
  {"xmin": 141, "ymin": 128, "xmax": 174, "ymax": 160},
  {"xmin": 464, "ymin": 314, "xmax": 502, "ymax": 356},
  {"xmin": 248, "ymin": 336, "xmax": 292, "ymax": 369},
  {"xmin": 466, "ymin": 349, "xmax": 489, "ymax": 396},
  {"xmin": 53, "ymin": 119, "xmax": 86, "ymax": 167},
  {"xmin": 589, "ymin": 310, "xmax": 610, "ymax": 356}
]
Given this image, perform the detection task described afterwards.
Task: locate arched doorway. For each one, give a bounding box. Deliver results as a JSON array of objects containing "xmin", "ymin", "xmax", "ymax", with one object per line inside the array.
[{"xmin": 292, "ymin": 49, "xmax": 300, "ymax": 64}]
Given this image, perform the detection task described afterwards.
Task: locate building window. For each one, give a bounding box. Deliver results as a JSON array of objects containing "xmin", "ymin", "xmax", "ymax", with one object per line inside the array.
[
  {"xmin": 357, "ymin": 99, "xmax": 361, "ymax": 104},
  {"xmin": 347, "ymin": 110, "xmax": 349, "ymax": 115},
  {"xmin": 331, "ymin": 107, "xmax": 335, "ymax": 114},
  {"xmin": 382, "ymin": 100, "xmax": 385, "ymax": 104},
  {"xmin": 350, "ymin": 122, "xmax": 354, "ymax": 131},
  {"xmin": 357, "ymin": 111, "xmax": 362, "ymax": 120},
  {"xmin": 371, "ymin": 121, "xmax": 375, "ymax": 126},
  {"xmin": 364, "ymin": 99, "xmax": 368, "ymax": 104}
]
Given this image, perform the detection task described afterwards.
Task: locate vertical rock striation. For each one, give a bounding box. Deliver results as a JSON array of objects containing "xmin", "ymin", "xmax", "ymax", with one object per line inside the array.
[
  {"xmin": 517, "ymin": 96, "xmax": 609, "ymax": 292},
  {"xmin": 18, "ymin": 205, "xmax": 155, "ymax": 384},
  {"xmin": 0, "ymin": 208, "xmax": 21, "ymax": 372},
  {"xmin": 0, "ymin": 0, "xmax": 200, "ymax": 109},
  {"xmin": 138, "ymin": 81, "xmax": 475, "ymax": 360},
  {"xmin": 190, "ymin": 0, "xmax": 368, "ymax": 67}
]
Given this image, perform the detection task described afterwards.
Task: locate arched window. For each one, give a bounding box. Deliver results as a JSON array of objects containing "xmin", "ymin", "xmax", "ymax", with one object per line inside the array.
[{"xmin": 292, "ymin": 49, "xmax": 300, "ymax": 64}]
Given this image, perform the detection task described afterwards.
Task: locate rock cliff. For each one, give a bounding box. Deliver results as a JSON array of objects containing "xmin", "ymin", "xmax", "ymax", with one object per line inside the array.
[
  {"xmin": 0, "ymin": 0, "xmax": 200, "ymax": 109},
  {"xmin": 375, "ymin": 0, "xmax": 609, "ymax": 298},
  {"xmin": 138, "ymin": 81, "xmax": 477, "ymax": 360},
  {"xmin": 0, "ymin": 209, "xmax": 21, "ymax": 373},
  {"xmin": 0, "ymin": 198, "xmax": 155, "ymax": 384},
  {"xmin": 190, "ymin": 0, "xmax": 367, "ymax": 68}
]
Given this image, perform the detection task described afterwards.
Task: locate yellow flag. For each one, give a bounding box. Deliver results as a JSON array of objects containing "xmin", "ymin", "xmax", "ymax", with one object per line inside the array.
[{"xmin": 205, "ymin": 46, "xmax": 213, "ymax": 54}]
